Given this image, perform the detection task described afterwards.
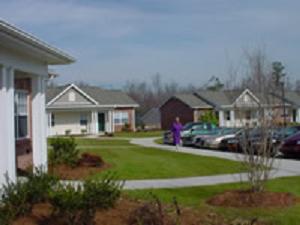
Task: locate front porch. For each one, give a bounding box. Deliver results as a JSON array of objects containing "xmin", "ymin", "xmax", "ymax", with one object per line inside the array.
[
  {"xmin": 48, "ymin": 109, "xmax": 115, "ymax": 136},
  {"xmin": 0, "ymin": 66, "xmax": 48, "ymax": 183}
]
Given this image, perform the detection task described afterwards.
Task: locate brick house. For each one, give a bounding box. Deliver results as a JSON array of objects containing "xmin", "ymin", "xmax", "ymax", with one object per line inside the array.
[
  {"xmin": 0, "ymin": 20, "xmax": 74, "ymax": 186},
  {"xmin": 160, "ymin": 94, "xmax": 212, "ymax": 130},
  {"xmin": 46, "ymin": 84, "xmax": 139, "ymax": 135}
]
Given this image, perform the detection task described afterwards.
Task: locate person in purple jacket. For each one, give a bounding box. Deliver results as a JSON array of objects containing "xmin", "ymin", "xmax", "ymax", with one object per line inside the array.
[{"xmin": 171, "ymin": 117, "xmax": 183, "ymax": 150}]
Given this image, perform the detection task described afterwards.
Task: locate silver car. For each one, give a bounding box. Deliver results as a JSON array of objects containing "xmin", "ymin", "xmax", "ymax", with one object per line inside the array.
[{"xmin": 201, "ymin": 128, "xmax": 242, "ymax": 149}]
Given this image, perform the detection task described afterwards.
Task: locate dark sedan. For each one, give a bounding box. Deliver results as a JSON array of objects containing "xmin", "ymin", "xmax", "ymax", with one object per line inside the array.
[{"xmin": 280, "ymin": 132, "xmax": 300, "ymax": 158}]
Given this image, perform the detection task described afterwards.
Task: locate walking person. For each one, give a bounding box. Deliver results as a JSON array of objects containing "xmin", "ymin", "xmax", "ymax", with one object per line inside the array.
[{"xmin": 171, "ymin": 117, "xmax": 183, "ymax": 150}]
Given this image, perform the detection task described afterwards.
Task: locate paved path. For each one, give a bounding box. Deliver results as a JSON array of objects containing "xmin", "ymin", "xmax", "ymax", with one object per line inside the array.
[
  {"xmin": 118, "ymin": 137, "xmax": 300, "ymax": 190},
  {"xmin": 62, "ymin": 137, "xmax": 300, "ymax": 190}
]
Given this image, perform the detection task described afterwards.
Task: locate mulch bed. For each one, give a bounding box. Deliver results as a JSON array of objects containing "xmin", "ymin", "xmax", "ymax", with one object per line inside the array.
[
  {"xmin": 207, "ymin": 190, "xmax": 298, "ymax": 208},
  {"xmin": 12, "ymin": 198, "xmax": 267, "ymax": 225},
  {"xmin": 48, "ymin": 163, "xmax": 111, "ymax": 180}
]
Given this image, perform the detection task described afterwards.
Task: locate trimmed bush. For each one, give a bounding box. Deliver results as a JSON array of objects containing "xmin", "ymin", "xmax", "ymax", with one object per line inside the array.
[
  {"xmin": 49, "ymin": 137, "xmax": 79, "ymax": 167},
  {"xmin": 49, "ymin": 173, "xmax": 123, "ymax": 225}
]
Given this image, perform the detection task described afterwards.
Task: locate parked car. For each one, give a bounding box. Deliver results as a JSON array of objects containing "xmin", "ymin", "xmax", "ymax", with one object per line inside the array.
[
  {"xmin": 224, "ymin": 128, "xmax": 278, "ymax": 154},
  {"xmin": 181, "ymin": 123, "xmax": 218, "ymax": 146},
  {"xmin": 273, "ymin": 126, "xmax": 300, "ymax": 144},
  {"xmin": 280, "ymin": 132, "xmax": 300, "ymax": 158},
  {"xmin": 200, "ymin": 128, "xmax": 242, "ymax": 150},
  {"xmin": 163, "ymin": 122, "xmax": 203, "ymax": 145}
]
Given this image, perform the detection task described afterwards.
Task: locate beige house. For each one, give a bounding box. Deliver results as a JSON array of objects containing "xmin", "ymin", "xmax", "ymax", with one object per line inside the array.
[{"xmin": 46, "ymin": 84, "xmax": 139, "ymax": 135}]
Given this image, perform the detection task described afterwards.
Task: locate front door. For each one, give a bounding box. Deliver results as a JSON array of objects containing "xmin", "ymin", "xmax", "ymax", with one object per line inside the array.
[{"xmin": 98, "ymin": 113, "xmax": 105, "ymax": 132}]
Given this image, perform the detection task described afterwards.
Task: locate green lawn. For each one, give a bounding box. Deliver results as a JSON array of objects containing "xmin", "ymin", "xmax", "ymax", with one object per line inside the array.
[
  {"xmin": 114, "ymin": 130, "xmax": 163, "ymax": 138},
  {"xmin": 127, "ymin": 176, "xmax": 300, "ymax": 225},
  {"xmin": 73, "ymin": 138, "xmax": 245, "ymax": 180}
]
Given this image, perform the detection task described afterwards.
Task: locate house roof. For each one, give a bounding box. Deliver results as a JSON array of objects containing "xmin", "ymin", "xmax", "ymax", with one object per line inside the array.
[
  {"xmin": 173, "ymin": 94, "xmax": 212, "ymax": 108},
  {"xmin": 141, "ymin": 108, "xmax": 161, "ymax": 125},
  {"xmin": 0, "ymin": 20, "xmax": 75, "ymax": 65},
  {"xmin": 195, "ymin": 90, "xmax": 244, "ymax": 107},
  {"xmin": 195, "ymin": 89, "xmax": 285, "ymax": 107},
  {"xmin": 47, "ymin": 84, "xmax": 139, "ymax": 107},
  {"xmin": 272, "ymin": 91, "xmax": 300, "ymax": 107}
]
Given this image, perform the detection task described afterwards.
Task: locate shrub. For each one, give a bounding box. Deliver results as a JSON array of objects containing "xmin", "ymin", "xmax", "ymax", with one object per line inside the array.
[
  {"xmin": 65, "ymin": 129, "xmax": 71, "ymax": 135},
  {"xmin": 0, "ymin": 170, "xmax": 58, "ymax": 224},
  {"xmin": 49, "ymin": 174, "xmax": 123, "ymax": 225},
  {"xmin": 199, "ymin": 111, "xmax": 219, "ymax": 125},
  {"xmin": 78, "ymin": 153, "xmax": 104, "ymax": 167},
  {"xmin": 26, "ymin": 167, "xmax": 58, "ymax": 203},
  {"xmin": 49, "ymin": 137, "xmax": 79, "ymax": 167}
]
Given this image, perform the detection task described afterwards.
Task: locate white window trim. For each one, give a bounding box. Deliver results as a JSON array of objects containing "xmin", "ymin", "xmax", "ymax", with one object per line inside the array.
[
  {"xmin": 15, "ymin": 89, "xmax": 30, "ymax": 140},
  {"xmin": 114, "ymin": 111, "xmax": 129, "ymax": 125}
]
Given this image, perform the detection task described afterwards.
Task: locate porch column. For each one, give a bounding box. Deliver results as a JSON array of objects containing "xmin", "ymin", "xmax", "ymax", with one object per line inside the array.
[
  {"xmin": 47, "ymin": 113, "xmax": 51, "ymax": 137},
  {"xmin": 230, "ymin": 110, "xmax": 235, "ymax": 126},
  {"xmin": 32, "ymin": 75, "xmax": 47, "ymax": 172},
  {"xmin": 297, "ymin": 109, "xmax": 300, "ymax": 123},
  {"xmin": 218, "ymin": 110, "xmax": 224, "ymax": 127},
  {"xmin": 0, "ymin": 65, "xmax": 16, "ymax": 185},
  {"xmin": 111, "ymin": 110, "xmax": 115, "ymax": 133},
  {"xmin": 132, "ymin": 109, "xmax": 136, "ymax": 131},
  {"xmin": 91, "ymin": 111, "xmax": 98, "ymax": 134}
]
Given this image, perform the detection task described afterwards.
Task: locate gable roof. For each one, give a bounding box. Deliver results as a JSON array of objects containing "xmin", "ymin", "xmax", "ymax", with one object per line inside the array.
[
  {"xmin": 173, "ymin": 94, "xmax": 212, "ymax": 109},
  {"xmin": 141, "ymin": 108, "xmax": 161, "ymax": 125},
  {"xmin": 0, "ymin": 20, "xmax": 75, "ymax": 65},
  {"xmin": 195, "ymin": 90, "xmax": 244, "ymax": 107},
  {"xmin": 47, "ymin": 84, "xmax": 139, "ymax": 107},
  {"xmin": 272, "ymin": 91, "xmax": 300, "ymax": 107}
]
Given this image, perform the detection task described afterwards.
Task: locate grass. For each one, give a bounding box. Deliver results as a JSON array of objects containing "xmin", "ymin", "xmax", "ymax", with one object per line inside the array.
[
  {"xmin": 127, "ymin": 176, "xmax": 300, "ymax": 225},
  {"xmin": 73, "ymin": 138, "xmax": 245, "ymax": 180},
  {"xmin": 154, "ymin": 138, "xmax": 163, "ymax": 144},
  {"xmin": 114, "ymin": 130, "xmax": 163, "ymax": 138}
]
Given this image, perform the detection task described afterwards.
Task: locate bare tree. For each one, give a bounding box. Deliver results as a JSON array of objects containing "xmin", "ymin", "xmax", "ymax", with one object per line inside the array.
[{"xmin": 233, "ymin": 48, "xmax": 279, "ymax": 192}]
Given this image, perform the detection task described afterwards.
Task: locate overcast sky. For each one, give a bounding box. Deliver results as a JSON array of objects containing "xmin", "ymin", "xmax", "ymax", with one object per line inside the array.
[{"xmin": 0, "ymin": 0, "xmax": 299, "ymax": 88}]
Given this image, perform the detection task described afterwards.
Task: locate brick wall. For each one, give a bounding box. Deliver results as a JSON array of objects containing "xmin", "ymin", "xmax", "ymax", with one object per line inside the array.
[
  {"xmin": 114, "ymin": 108, "xmax": 135, "ymax": 132},
  {"xmin": 160, "ymin": 98, "xmax": 194, "ymax": 130}
]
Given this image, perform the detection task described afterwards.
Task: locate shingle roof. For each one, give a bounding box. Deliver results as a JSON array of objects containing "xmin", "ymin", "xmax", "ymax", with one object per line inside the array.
[
  {"xmin": 46, "ymin": 85, "xmax": 138, "ymax": 106},
  {"xmin": 141, "ymin": 108, "xmax": 161, "ymax": 125},
  {"xmin": 173, "ymin": 94, "xmax": 212, "ymax": 108},
  {"xmin": 195, "ymin": 90, "xmax": 244, "ymax": 107},
  {"xmin": 272, "ymin": 91, "xmax": 300, "ymax": 106}
]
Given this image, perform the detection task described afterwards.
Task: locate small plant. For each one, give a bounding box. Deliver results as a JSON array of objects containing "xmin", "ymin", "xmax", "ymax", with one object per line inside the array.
[
  {"xmin": 65, "ymin": 129, "xmax": 71, "ymax": 135},
  {"xmin": 49, "ymin": 173, "xmax": 123, "ymax": 225},
  {"xmin": 49, "ymin": 137, "xmax": 79, "ymax": 167},
  {"xmin": 122, "ymin": 123, "xmax": 131, "ymax": 131}
]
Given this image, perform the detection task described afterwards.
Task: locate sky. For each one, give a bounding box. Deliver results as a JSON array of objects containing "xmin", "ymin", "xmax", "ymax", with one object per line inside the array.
[{"xmin": 0, "ymin": 0, "xmax": 299, "ymax": 88}]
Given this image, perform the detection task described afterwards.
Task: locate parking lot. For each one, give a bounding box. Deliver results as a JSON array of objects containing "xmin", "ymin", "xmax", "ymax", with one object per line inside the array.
[{"xmin": 163, "ymin": 122, "xmax": 300, "ymax": 159}]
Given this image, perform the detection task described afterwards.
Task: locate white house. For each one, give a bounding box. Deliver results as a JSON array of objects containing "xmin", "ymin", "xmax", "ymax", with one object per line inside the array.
[
  {"xmin": 46, "ymin": 84, "xmax": 139, "ymax": 135},
  {"xmin": 0, "ymin": 20, "xmax": 74, "ymax": 186},
  {"xmin": 195, "ymin": 89, "xmax": 295, "ymax": 127}
]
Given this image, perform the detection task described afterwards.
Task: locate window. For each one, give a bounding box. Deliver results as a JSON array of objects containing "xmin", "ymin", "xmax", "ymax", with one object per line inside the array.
[
  {"xmin": 80, "ymin": 113, "xmax": 88, "ymax": 126},
  {"xmin": 225, "ymin": 111, "xmax": 231, "ymax": 121},
  {"xmin": 114, "ymin": 111, "xmax": 129, "ymax": 125},
  {"xmin": 51, "ymin": 113, "xmax": 55, "ymax": 127},
  {"xmin": 15, "ymin": 91, "xmax": 29, "ymax": 139}
]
